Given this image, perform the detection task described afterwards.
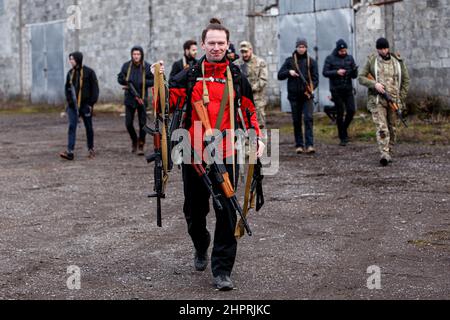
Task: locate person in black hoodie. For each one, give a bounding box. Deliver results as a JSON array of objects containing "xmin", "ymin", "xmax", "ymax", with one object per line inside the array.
[
  {"xmin": 323, "ymin": 39, "xmax": 358, "ymax": 146},
  {"xmin": 60, "ymin": 51, "xmax": 99, "ymax": 161},
  {"xmin": 169, "ymin": 40, "xmax": 198, "ymax": 82},
  {"xmin": 118, "ymin": 46, "xmax": 154, "ymax": 155},
  {"xmin": 278, "ymin": 38, "xmax": 319, "ymax": 154}
]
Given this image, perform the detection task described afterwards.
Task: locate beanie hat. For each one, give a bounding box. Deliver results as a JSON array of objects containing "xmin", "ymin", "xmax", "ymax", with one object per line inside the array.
[
  {"xmin": 296, "ymin": 38, "xmax": 308, "ymax": 48},
  {"xmin": 336, "ymin": 39, "xmax": 348, "ymax": 50},
  {"xmin": 376, "ymin": 37, "xmax": 390, "ymax": 49}
]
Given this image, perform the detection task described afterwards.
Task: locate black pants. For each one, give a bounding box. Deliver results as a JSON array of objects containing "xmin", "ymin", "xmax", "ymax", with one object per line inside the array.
[
  {"xmin": 125, "ymin": 102, "xmax": 147, "ymax": 144},
  {"xmin": 182, "ymin": 163, "xmax": 239, "ymax": 277},
  {"xmin": 331, "ymin": 89, "xmax": 356, "ymax": 141}
]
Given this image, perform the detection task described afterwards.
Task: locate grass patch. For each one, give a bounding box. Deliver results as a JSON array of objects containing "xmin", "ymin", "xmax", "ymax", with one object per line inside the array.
[
  {"xmin": 279, "ymin": 111, "xmax": 450, "ymax": 145},
  {"xmin": 0, "ymin": 102, "xmax": 124, "ymax": 115}
]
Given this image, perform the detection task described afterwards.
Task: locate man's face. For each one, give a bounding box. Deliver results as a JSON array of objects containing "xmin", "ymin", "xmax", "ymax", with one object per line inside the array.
[
  {"xmin": 377, "ymin": 48, "xmax": 390, "ymax": 57},
  {"xmin": 227, "ymin": 52, "xmax": 236, "ymax": 61},
  {"xmin": 338, "ymin": 48, "xmax": 347, "ymax": 57},
  {"xmin": 241, "ymin": 48, "xmax": 253, "ymax": 62},
  {"xmin": 69, "ymin": 56, "xmax": 77, "ymax": 68},
  {"xmin": 185, "ymin": 45, "xmax": 198, "ymax": 59},
  {"xmin": 297, "ymin": 45, "xmax": 307, "ymax": 55},
  {"xmin": 202, "ymin": 30, "xmax": 228, "ymax": 63},
  {"xmin": 132, "ymin": 50, "xmax": 142, "ymax": 64}
]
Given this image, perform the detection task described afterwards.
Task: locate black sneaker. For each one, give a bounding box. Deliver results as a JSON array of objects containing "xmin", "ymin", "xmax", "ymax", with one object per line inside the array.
[
  {"xmin": 339, "ymin": 140, "xmax": 347, "ymax": 147},
  {"xmin": 131, "ymin": 142, "xmax": 138, "ymax": 154},
  {"xmin": 60, "ymin": 151, "xmax": 74, "ymax": 161},
  {"xmin": 88, "ymin": 149, "xmax": 96, "ymax": 159},
  {"xmin": 194, "ymin": 233, "xmax": 211, "ymax": 272},
  {"xmin": 213, "ymin": 275, "xmax": 234, "ymax": 291},
  {"xmin": 194, "ymin": 251, "xmax": 208, "ymax": 272},
  {"xmin": 380, "ymin": 158, "xmax": 389, "ymax": 167}
]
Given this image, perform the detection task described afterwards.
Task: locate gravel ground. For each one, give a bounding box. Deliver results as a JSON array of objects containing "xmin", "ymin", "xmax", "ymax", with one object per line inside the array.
[{"xmin": 0, "ymin": 112, "xmax": 449, "ymax": 300}]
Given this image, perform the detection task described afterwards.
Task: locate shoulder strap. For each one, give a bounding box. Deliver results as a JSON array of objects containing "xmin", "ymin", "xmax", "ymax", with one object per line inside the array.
[
  {"xmin": 70, "ymin": 67, "xmax": 84, "ymax": 105},
  {"xmin": 307, "ymin": 56, "xmax": 313, "ymax": 90},
  {"xmin": 126, "ymin": 61, "xmax": 146, "ymax": 100}
]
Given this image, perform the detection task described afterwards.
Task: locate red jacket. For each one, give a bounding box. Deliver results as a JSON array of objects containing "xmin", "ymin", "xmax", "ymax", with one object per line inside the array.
[{"xmin": 169, "ymin": 58, "xmax": 261, "ymax": 160}]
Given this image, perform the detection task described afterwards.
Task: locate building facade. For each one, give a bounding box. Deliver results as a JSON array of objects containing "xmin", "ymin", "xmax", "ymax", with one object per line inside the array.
[{"xmin": 0, "ymin": 0, "xmax": 448, "ymax": 109}]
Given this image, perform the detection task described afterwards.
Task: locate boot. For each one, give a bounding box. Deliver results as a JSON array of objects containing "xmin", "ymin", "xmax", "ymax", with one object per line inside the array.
[
  {"xmin": 131, "ymin": 141, "xmax": 138, "ymax": 154},
  {"xmin": 138, "ymin": 140, "xmax": 145, "ymax": 156},
  {"xmin": 306, "ymin": 146, "xmax": 316, "ymax": 154},
  {"xmin": 60, "ymin": 151, "xmax": 74, "ymax": 161},
  {"xmin": 88, "ymin": 149, "xmax": 96, "ymax": 160}
]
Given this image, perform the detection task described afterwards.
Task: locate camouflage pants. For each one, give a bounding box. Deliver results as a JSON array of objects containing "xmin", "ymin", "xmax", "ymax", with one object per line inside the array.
[
  {"xmin": 370, "ymin": 103, "xmax": 397, "ymax": 159},
  {"xmin": 254, "ymin": 100, "xmax": 267, "ymax": 129}
]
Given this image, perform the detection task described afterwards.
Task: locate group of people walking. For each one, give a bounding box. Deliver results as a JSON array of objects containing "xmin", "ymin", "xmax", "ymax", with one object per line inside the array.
[{"xmin": 57, "ymin": 17, "xmax": 410, "ymax": 291}]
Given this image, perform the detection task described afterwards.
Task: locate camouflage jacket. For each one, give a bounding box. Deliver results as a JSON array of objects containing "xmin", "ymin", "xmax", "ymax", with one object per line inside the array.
[
  {"xmin": 235, "ymin": 55, "xmax": 268, "ymax": 105},
  {"xmin": 358, "ymin": 53, "xmax": 410, "ymax": 110}
]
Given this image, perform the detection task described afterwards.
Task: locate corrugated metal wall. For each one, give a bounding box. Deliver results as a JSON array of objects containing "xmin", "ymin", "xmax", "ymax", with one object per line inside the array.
[{"xmin": 278, "ymin": 0, "xmax": 355, "ymax": 112}]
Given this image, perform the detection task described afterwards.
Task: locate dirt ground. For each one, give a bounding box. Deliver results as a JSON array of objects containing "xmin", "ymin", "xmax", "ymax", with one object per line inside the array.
[{"xmin": 0, "ymin": 111, "xmax": 449, "ymax": 300}]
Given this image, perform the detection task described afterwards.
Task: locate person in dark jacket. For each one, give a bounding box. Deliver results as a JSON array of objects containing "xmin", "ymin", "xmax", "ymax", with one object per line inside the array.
[
  {"xmin": 323, "ymin": 39, "xmax": 358, "ymax": 146},
  {"xmin": 169, "ymin": 40, "xmax": 198, "ymax": 82},
  {"xmin": 226, "ymin": 43, "xmax": 240, "ymax": 62},
  {"xmin": 118, "ymin": 46, "xmax": 154, "ymax": 155},
  {"xmin": 60, "ymin": 51, "xmax": 99, "ymax": 161},
  {"xmin": 278, "ymin": 38, "xmax": 319, "ymax": 154}
]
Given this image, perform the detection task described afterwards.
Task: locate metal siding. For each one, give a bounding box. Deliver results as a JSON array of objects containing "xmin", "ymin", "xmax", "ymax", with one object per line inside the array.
[
  {"xmin": 316, "ymin": 8, "xmax": 355, "ymax": 109},
  {"xmin": 315, "ymin": 0, "xmax": 352, "ymax": 11},
  {"xmin": 278, "ymin": 4, "xmax": 355, "ymax": 112},
  {"xmin": 279, "ymin": 13, "xmax": 317, "ymax": 112},
  {"xmin": 45, "ymin": 22, "xmax": 65, "ymax": 105},
  {"xmin": 280, "ymin": 0, "xmax": 314, "ymax": 15},
  {"xmin": 31, "ymin": 25, "xmax": 47, "ymax": 104},
  {"xmin": 31, "ymin": 22, "xmax": 65, "ymax": 105}
]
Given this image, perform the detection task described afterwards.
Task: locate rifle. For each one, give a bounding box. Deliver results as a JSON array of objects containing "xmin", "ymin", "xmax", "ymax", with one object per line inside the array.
[
  {"xmin": 367, "ymin": 74, "xmax": 408, "ymax": 128},
  {"xmin": 193, "ymin": 101, "xmax": 253, "ymax": 236},
  {"xmin": 294, "ymin": 55, "xmax": 314, "ymax": 99},
  {"xmin": 145, "ymin": 121, "xmax": 165, "ymax": 228},
  {"xmin": 68, "ymin": 84, "xmax": 80, "ymax": 117},
  {"xmin": 144, "ymin": 63, "xmax": 170, "ymax": 227},
  {"xmin": 127, "ymin": 82, "xmax": 145, "ymax": 107},
  {"xmin": 235, "ymin": 109, "xmax": 264, "ymax": 239},
  {"xmin": 191, "ymin": 157, "xmax": 224, "ymax": 212},
  {"xmin": 246, "ymin": 109, "xmax": 264, "ymax": 213},
  {"xmin": 324, "ymin": 105, "xmax": 337, "ymax": 123}
]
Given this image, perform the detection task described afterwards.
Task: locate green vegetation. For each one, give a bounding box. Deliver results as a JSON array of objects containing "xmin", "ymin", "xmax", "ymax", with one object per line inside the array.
[{"xmin": 279, "ymin": 112, "xmax": 450, "ymax": 145}]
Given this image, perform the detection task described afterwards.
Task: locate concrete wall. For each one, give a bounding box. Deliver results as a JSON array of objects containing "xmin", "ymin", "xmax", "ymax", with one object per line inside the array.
[
  {"xmin": 1, "ymin": 0, "xmax": 449, "ymax": 108},
  {"xmin": 355, "ymin": 0, "xmax": 450, "ymax": 107},
  {"xmin": 16, "ymin": 0, "xmax": 151, "ymax": 102},
  {"xmin": 0, "ymin": 0, "xmax": 21, "ymax": 100},
  {"xmin": 149, "ymin": 0, "xmax": 280, "ymax": 107}
]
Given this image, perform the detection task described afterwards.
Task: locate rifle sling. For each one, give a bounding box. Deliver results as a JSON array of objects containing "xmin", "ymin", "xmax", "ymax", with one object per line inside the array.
[
  {"xmin": 70, "ymin": 67, "xmax": 84, "ymax": 106},
  {"xmin": 126, "ymin": 61, "xmax": 146, "ymax": 101},
  {"xmin": 294, "ymin": 54, "xmax": 313, "ymax": 91},
  {"xmin": 154, "ymin": 64, "xmax": 169, "ymax": 191}
]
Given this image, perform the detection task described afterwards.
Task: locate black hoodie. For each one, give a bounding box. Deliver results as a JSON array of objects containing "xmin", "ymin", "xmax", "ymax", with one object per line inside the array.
[
  {"xmin": 65, "ymin": 51, "xmax": 99, "ymax": 107},
  {"xmin": 117, "ymin": 46, "xmax": 154, "ymax": 106}
]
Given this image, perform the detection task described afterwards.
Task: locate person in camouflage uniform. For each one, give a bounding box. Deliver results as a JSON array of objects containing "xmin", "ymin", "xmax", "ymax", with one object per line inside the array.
[
  {"xmin": 235, "ymin": 41, "xmax": 269, "ymax": 129},
  {"xmin": 359, "ymin": 38, "xmax": 410, "ymax": 166}
]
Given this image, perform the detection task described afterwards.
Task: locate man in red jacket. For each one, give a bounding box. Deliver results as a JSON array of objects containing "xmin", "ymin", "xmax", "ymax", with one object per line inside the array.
[{"xmin": 155, "ymin": 18, "xmax": 264, "ymax": 291}]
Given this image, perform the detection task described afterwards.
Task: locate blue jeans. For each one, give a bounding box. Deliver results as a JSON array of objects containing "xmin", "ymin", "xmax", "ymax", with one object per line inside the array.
[
  {"xmin": 67, "ymin": 104, "xmax": 94, "ymax": 152},
  {"xmin": 290, "ymin": 97, "xmax": 314, "ymax": 148}
]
